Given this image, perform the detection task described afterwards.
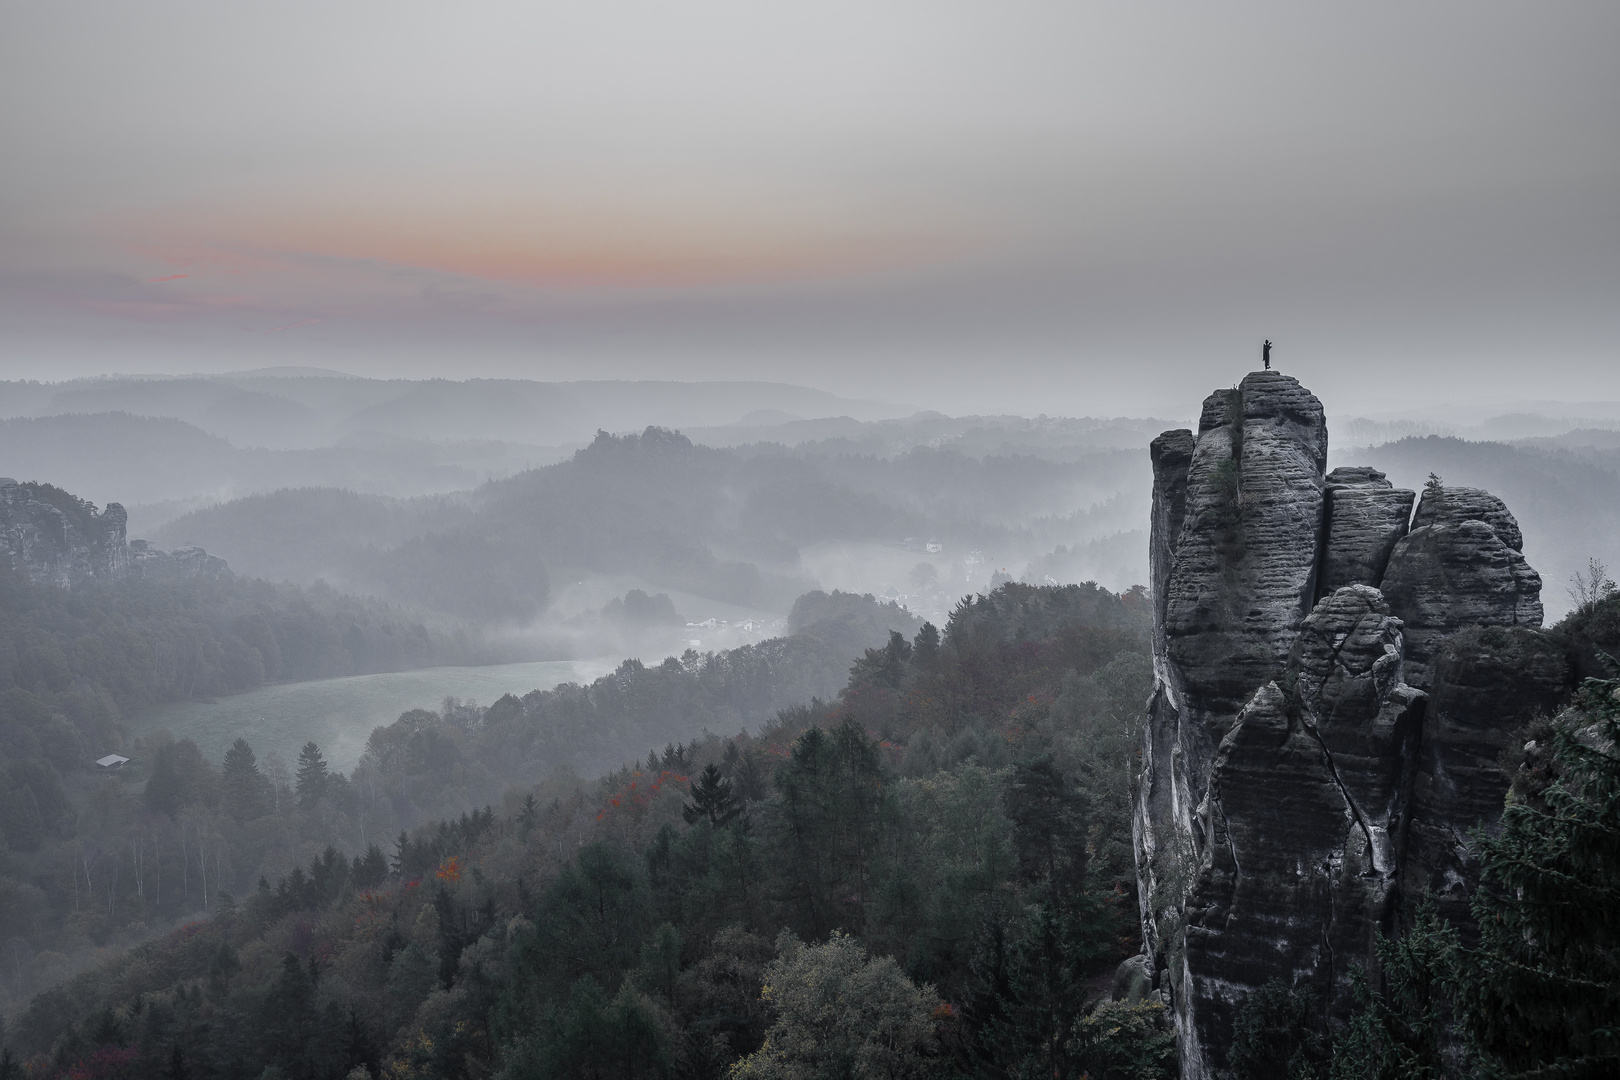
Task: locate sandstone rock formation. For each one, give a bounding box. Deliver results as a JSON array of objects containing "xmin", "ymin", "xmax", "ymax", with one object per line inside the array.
[
  {"xmin": 1318, "ymin": 467, "xmax": 1412, "ymax": 595},
  {"xmin": 0, "ymin": 478, "xmax": 129, "ymax": 586},
  {"xmin": 0, "ymin": 478, "xmax": 230, "ymax": 588},
  {"xmin": 1134, "ymin": 373, "xmax": 1563, "ymax": 1079},
  {"xmin": 127, "ymin": 538, "xmax": 233, "ymax": 580},
  {"xmin": 1380, "ymin": 487, "xmax": 1543, "ymax": 689}
]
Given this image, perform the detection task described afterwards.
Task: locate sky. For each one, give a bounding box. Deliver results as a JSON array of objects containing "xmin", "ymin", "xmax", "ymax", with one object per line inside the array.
[{"xmin": 2, "ymin": 1, "xmax": 1617, "ymax": 418}]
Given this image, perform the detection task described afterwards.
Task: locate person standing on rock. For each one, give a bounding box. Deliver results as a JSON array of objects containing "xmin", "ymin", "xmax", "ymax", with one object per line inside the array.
[{"xmin": 1263, "ymin": 339, "xmax": 1272, "ymax": 370}]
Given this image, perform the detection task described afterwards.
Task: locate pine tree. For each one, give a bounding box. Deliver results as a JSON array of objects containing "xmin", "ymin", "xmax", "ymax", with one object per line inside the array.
[
  {"xmin": 294, "ymin": 741, "xmax": 328, "ymax": 809},
  {"xmin": 1329, "ymin": 904, "xmax": 1459, "ymax": 1080},
  {"xmin": 913, "ymin": 622, "xmax": 941, "ymax": 667},
  {"xmin": 682, "ymin": 763, "xmax": 740, "ymax": 827},
  {"xmin": 1004, "ymin": 755, "xmax": 1089, "ymax": 899},
  {"xmin": 351, "ymin": 843, "xmax": 389, "ymax": 888},
  {"xmin": 221, "ymin": 737, "xmax": 267, "ymax": 821},
  {"xmin": 1229, "ymin": 979, "xmax": 1325, "ymax": 1079},
  {"xmin": 1454, "ymin": 677, "xmax": 1620, "ymax": 1075},
  {"xmin": 260, "ymin": 953, "xmax": 319, "ymax": 1077}
]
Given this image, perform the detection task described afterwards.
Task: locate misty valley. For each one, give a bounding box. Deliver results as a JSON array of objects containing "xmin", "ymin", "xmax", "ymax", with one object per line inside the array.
[{"xmin": 0, "ymin": 369, "xmax": 1616, "ymax": 1080}]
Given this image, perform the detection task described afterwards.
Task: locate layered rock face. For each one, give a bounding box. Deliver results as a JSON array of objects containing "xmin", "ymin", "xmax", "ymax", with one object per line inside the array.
[
  {"xmin": 0, "ymin": 478, "xmax": 230, "ymax": 588},
  {"xmin": 1134, "ymin": 374, "xmax": 1559, "ymax": 1079},
  {"xmin": 0, "ymin": 478, "xmax": 129, "ymax": 586},
  {"xmin": 1380, "ymin": 486, "xmax": 1543, "ymax": 689},
  {"xmin": 1318, "ymin": 467, "xmax": 1412, "ymax": 596}
]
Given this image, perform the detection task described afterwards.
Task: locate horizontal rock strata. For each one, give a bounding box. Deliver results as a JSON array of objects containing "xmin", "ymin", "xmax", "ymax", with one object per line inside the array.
[
  {"xmin": 1380, "ymin": 498, "xmax": 1543, "ymax": 689},
  {"xmin": 1318, "ymin": 467, "xmax": 1413, "ymax": 596},
  {"xmin": 0, "ymin": 480, "xmax": 229, "ymax": 589}
]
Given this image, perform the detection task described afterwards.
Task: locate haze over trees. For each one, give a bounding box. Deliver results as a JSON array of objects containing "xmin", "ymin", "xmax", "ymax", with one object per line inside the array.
[
  {"xmin": 3, "ymin": 377, "xmax": 1620, "ymax": 1079},
  {"xmin": 2, "ymin": 580, "xmax": 1170, "ymax": 1079},
  {"xmin": 151, "ymin": 427, "xmax": 1152, "ymax": 621}
]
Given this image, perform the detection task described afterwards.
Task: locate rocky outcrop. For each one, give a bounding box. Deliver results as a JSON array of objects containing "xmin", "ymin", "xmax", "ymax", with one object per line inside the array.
[
  {"xmin": 0, "ymin": 478, "xmax": 229, "ymax": 588},
  {"xmin": 0, "ymin": 478, "xmax": 129, "ymax": 586},
  {"xmin": 1318, "ymin": 467, "xmax": 1413, "ymax": 596},
  {"xmin": 1135, "ymin": 374, "xmax": 1560, "ymax": 1079},
  {"xmin": 1161, "ymin": 373, "xmax": 1328, "ymax": 726},
  {"xmin": 1380, "ymin": 487, "xmax": 1542, "ymax": 689},
  {"xmin": 128, "ymin": 539, "xmax": 233, "ymax": 580},
  {"xmin": 1181, "ymin": 586, "xmax": 1424, "ymax": 1064}
]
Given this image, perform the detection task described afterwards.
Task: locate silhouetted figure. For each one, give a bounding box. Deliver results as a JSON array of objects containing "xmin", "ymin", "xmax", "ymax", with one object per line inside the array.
[{"xmin": 1262, "ymin": 339, "xmax": 1272, "ymax": 370}]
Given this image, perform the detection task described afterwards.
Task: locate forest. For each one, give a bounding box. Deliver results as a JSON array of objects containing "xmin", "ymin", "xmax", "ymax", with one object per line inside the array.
[
  {"xmin": 0, "ymin": 560, "xmax": 484, "ymax": 753},
  {"xmin": 0, "ymin": 582, "xmax": 914, "ymax": 1016},
  {"xmin": 1, "ymin": 582, "xmax": 1173, "ymax": 1078},
  {"xmin": 4, "ymin": 582, "xmax": 1616, "ymax": 1078}
]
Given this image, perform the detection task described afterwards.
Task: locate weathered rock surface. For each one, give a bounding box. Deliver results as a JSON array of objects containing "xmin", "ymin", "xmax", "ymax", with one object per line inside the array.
[
  {"xmin": 0, "ymin": 479, "xmax": 129, "ymax": 586},
  {"xmin": 0, "ymin": 479, "xmax": 229, "ymax": 588},
  {"xmin": 1180, "ymin": 587, "xmax": 1424, "ymax": 1064},
  {"xmin": 1161, "ymin": 372, "xmax": 1328, "ymax": 727},
  {"xmin": 1149, "ymin": 429, "xmax": 1195, "ymax": 652},
  {"xmin": 1380, "ymin": 509, "xmax": 1543, "ymax": 689},
  {"xmin": 1318, "ymin": 467, "xmax": 1413, "ymax": 596},
  {"xmin": 128, "ymin": 539, "xmax": 233, "ymax": 580},
  {"xmin": 1410, "ymin": 484, "xmax": 1524, "ymax": 552},
  {"xmin": 1135, "ymin": 373, "xmax": 1559, "ymax": 1079}
]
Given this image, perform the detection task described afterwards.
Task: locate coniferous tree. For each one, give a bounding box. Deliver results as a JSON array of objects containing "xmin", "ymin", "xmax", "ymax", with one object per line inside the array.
[
  {"xmin": 221, "ymin": 737, "xmax": 268, "ymax": 821},
  {"xmin": 1329, "ymin": 903, "xmax": 1459, "ymax": 1080},
  {"xmin": 1454, "ymin": 677, "xmax": 1620, "ymax": 1075},
  {"xmin": 352, "ymin": 843, "xmax": 389, "ymax": 888},
  {"xmin": 1228, "ymin": 979, "xmax": 1325, "ymax": 1080},
  {"xmin": 260, "ymin": 953, "xmax": 320, "ymax": 1079},
  {"xmin": 769, "ymin": 720, "xmax": 893, "ymax": 939},
  {"xmin": 912, "ymin": 621, "xmax": 941, "ymax": 667},
  {"xmin": 682, "ymin": 763, "xmax": 740, "ymax": 827},
  {"xmin": 1004, "ymin": 755, "xmax": 1089, "ymax": 898},
  {"xmin": 206, "ymin": 940, "xmax": 242, "ymax": 1002},
  {"xmin": 294, "ymin": 742, "xmax": 329, "ymax": 809}
]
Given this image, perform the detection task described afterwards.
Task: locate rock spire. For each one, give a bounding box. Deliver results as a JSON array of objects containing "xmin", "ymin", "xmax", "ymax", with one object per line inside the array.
[{"xmin": 1133, "ymin": 371, "xmax": 1556, "ymax": 1078}]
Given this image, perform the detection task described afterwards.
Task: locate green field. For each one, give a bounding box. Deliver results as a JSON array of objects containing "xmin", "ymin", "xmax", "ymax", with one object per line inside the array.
[{"xmin": 130, "ymin": 658, "xmax": 617, "ymax": 772}]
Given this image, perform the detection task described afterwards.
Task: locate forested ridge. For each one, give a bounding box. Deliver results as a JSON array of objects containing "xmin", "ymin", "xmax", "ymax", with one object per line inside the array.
[
  {"xmin": 0, "ymin": 557, "xmax": 497, "ymax": 1017},
  {"xmin": 5, "ymin": 585, "xmax": 1617, "ymax": 1078},
  {"xmin": 154, "ymin": 428, "xmax": 1149, "ymax": 618},
  {"xmin": 1, "ymin": 582, "xmax": 1178, "ymax": 1078},
  {"xmin": 0, "ymin": 588, "xmax": 916, "ymax": 1022},
  {"xmin": 0, "ymin": 561, "xmax": 481, "ymax": 755}
]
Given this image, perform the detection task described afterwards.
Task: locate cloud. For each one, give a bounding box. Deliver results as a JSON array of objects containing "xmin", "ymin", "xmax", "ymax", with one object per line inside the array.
[{"xmin": 0, "ymin": 1, "xmax": 1616, "ymax": 415}]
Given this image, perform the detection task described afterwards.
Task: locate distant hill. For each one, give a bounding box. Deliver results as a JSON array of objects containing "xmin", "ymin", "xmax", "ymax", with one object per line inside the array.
[
  {"xmin": 0, "ymin": 412, "xmax": 548, "ymax": 519},
  {"xmin": 154, "ymin": 428, "xmax": 1151, "ymax": 622},
  {"xmin": 0, "ymin": 374, "xmax": 908, "ymax": 450}
]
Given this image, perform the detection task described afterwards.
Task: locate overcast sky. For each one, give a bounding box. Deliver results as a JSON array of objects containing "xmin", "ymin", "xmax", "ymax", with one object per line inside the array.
[{"xmin": 2, "ymin": 1, "xmax": 1616, "ymax": 418}]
